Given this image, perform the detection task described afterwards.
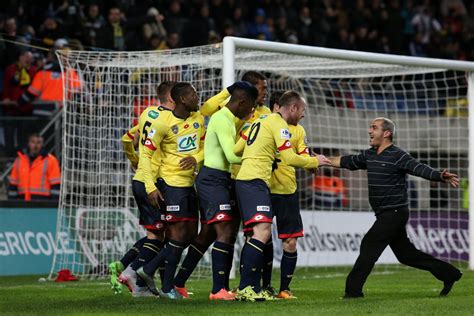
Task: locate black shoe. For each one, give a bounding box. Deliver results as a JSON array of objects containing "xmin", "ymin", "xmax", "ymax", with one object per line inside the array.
[
  {"xmin": 342, "ymin": 293, "xmax": 364, "ymax": 299},
  {"xmin": 440, "ymin": 272, "xmax": 463, "ymax": 297}
]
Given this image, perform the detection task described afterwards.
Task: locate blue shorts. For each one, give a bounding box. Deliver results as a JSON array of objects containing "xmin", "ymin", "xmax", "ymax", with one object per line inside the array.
[
  {"xmin": 156, "ymin": 178, "xmax": 199, "ymax": 222},
  {"xmin": 196, "ymin": 166, "xmax": 239, "ymax": 224},
  {"xmin": 271, "ymin": 192, "xmax": 304, "ymax": 239},
  {"xmin": 132, "ymin": 180, "xmax": 165, "ymax": 230},
  {"xmin": 235, "ymin": 179, "xmax": 273, "ymax": 227}
]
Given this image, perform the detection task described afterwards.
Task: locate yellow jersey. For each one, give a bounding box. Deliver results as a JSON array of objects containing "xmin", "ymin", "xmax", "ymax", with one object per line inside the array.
[
  {"xmin": 139, "ymin": 110, "xmax": 205, "ymax": 193},
  {"xmin": 269, "ymin": 124, "xmax": 310, "ymax": 194},
  {"xmin": 235, "ymin": 113, "xmax": 318, "ymax": 188},
  {"xmin": 132, "ymin": 106, "xmax": 167, "ymax": 184},
  {"xmin": 231, "ymin": 105, "xmax": 272, "ymax": 178}
]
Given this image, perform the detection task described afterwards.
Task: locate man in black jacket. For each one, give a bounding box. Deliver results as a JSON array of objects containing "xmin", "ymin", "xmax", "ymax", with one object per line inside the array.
[{"xmin": 328, "ymin": 117, "xmax": 462, "ymax": 298}]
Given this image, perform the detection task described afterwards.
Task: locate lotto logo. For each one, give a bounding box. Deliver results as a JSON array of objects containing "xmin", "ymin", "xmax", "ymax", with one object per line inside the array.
[
  {"xmin": 165, "ymin": 215, "xmax": 173, "ymax": 221},
  {"xmin": 254, "ymin": 215, "xmax": 264, "ymax": 221},
  {"xmin": 167, "ymin": 205, "xmax": 180, "ymax": 212},
  {"xmin": 256, "ymin": 205, "xmax": 270, "ymax": 212},
  {"xmin": 219, "ymin": 204, "xmax": 231, "ymax": 210},
  {"xmin": 177, "ymin": 133, "xmax": 198, "ymax": 152},
  {"xmin": 216, "ymin": 213, "xmax": 226, "ymax": 220},
  {"xmin": 156, "ymin": 223, "xmax": 164, "ymax": 229},
  {"xmin": 145, "ymin": 140, "xmax": 152, "ymax": 146}
]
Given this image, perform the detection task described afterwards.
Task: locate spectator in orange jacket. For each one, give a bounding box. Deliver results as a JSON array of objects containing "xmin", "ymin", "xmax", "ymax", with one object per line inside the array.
[
  {"xmin": 8, "ymin": 133, "xmax": 61, "ymax": 201},
  {"xmin": 18, "ymin": 49, "xmax": 81, "ymax": 113}
]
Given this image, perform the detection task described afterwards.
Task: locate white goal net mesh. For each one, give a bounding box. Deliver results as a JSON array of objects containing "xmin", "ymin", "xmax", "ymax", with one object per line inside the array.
[{"xmin": 51, "ymin": 43, "xmax": 469, "ymax": 279}]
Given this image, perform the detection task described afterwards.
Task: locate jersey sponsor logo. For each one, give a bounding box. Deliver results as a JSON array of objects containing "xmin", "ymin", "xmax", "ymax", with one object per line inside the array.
[
  {"xmin": 148, "ymin": 110, "xmax": 160, "ymax": 119},
  {"xmin": 219, "ymin": 204, "xmax": 231, "ymax": 211},
  {"xmin": 171, "ymin": 125, "xmax": 179, "ymax": 134},
  {"xmin": 166, "ymin": 205, "xmax": 180, "ymax": 212},
  {"xmin": 177, "ymin": 133, "xmax": 198, "ymax": 152},
  {"xmin": 256, "ymin": 205, "xmax": 270, "ymax": 212},
  {"xmin": 280, "ymin": 128, "xmax": 290, "ymax": 140},
  {"xmin": 193, "ymin": 122, "xmax": 200, "ymax": 129},
  {"xmin": 259, "ymin": 114, "xmax": 268, "ymax": 119}
]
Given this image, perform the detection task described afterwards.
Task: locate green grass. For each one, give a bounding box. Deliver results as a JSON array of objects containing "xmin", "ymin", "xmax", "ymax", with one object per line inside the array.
[{"xmin": 1, "ymin": 268, "xmax": 473, "ymax": 315}]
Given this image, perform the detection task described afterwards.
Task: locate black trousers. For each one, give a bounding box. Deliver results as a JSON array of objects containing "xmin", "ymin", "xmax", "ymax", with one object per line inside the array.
[{"xmin": 345, "ymin": 208, "xmax": 462, "ymax": 296}]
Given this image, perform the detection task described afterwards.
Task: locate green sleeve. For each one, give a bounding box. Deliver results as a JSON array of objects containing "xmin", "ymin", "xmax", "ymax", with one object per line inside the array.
[{"xmin": 215, "ymin": 119, "xmax": 242, "ymax": 164}]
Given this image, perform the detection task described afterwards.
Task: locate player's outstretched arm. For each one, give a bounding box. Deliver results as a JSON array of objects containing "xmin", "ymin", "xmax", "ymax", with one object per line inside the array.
[
  {"xmin": 200, "ymin": 88, "xmax": 230, "ymax": 116},
  {"xmin": 440, "ymin": 169, "xmax": 460, "ymax": 188},
  {"xmin": 121, "ymin": 125, "xmax": 140, "ymax": 169}
]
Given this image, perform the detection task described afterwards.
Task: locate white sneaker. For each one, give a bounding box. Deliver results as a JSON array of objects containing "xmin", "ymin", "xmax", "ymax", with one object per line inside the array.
[
  {"xmin": 132, "ymin": 286, "xmax": 157, "ymax": 298},
  {"xmin": 118, "ymin": 266, "xmax": 138, "ymax": 293}
]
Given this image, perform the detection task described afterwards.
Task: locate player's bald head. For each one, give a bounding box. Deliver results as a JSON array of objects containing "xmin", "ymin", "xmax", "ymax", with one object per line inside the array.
[{"xmin": 278, "ymin": 90, "xmax": 304, "ymax": 108}]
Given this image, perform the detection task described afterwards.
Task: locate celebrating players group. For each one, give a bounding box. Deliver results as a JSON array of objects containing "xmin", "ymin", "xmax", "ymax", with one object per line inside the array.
[{"xmin": 109, "ymin": 71, "xmax": 330, "ymax": 301}]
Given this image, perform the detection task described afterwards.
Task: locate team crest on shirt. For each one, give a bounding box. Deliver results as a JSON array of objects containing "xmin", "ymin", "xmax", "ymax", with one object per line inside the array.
[
  {"xmin": 193, "ymin": 122, "xmax": 200, "ymax": 129},
  {"xmin": 148, "ymin": 110, "xmax": 160, "ymax": 119},
  {"xmin": 171, "ymin": 125, "xmax": 179, "ymax": 134},
  {"xmin": 280, "ymin": 128, "xmax": 290, "ymax": 140},
  {"xmin": 177, "ymin": 133, "xmax": 198, "ymax": 152}
]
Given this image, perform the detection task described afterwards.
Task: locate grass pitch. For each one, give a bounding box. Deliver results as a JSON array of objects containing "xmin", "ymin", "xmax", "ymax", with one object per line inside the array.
[{"xmin": 1, "ymin": 267, "xmax": 472, "ymax": 315}]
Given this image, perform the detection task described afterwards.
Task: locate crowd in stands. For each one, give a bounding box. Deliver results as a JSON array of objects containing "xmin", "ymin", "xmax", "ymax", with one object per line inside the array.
[
  {"xmin": 1, "ymin": 0, "xmax": 473, "ymax": 115},
  {"xmin": 0, "ymin": 1, "xmax": 471, "ymax": 202}
]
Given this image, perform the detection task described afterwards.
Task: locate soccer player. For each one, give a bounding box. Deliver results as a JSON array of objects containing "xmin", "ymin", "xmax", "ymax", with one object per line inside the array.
[
  {"xmin": 109, "ymin": 81, "xmax": 175, "ymax": 295},
  {"xmin": 136, "ymin": 82, "xmax": 205, "ymax": 299},
  {"xmin": 327, "ymin": 117, "xmax": 462, "ymax": 298},
  {"xmin": 266, "ymin": 91, "xmax": 312, "ymax": 299},
  {"xmin": 173, "ymin": 73, "xmax": 269, "ymax": 295},
  {"xmin": 234, "ymin": 91, "xmax": 331, "ymax": 301},
  {"xmin": 196, "ymin": 82, "xmax": 258, "ymax": 300}
]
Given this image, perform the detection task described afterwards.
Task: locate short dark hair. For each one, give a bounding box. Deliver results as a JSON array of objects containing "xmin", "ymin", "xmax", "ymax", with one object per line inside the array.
[
  {"xmin": 170, "ymin": 82, "xmax": 192, "ymax": 103},
  {"xmin": 241, "ymin": 71, "xmax": 266, "ymax": 85},
  {"xmin": 375, "ymin": 117, "xmax": 396, "ymax": 141},
  {"xmin": 156, "ymin": 81, "xmax": 176, "ymax": 103},
  {"xmin": 230, "ymin": 84, "xmax": 258, "ymax": 103},
  {"xmin": 278, "ymin": 90, "xmax": 302, "ymax": 108},
  {"xmin": 269, "ymin": 91, "xmax": 284, "ymax": 111}
]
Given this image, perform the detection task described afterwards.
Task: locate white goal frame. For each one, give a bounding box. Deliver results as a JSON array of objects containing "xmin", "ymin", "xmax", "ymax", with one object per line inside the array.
[{"xmin": 222, "ymin": 36, "xmax": 474, "ymax": 270}]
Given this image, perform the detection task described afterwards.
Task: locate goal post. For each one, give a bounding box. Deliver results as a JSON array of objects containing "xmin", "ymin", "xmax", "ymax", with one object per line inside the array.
[
  {"xmin": 51, "ymin": 38, "xmax": 474, "ymax": 279},
  {"xmin": 223, "ymin": 36, "xmax": 474, "ymax": 271}
]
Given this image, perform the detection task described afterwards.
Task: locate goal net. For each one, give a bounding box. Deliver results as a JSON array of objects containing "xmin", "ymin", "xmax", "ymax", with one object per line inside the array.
[{"xmin": 51, "ymin": 39, "xmax": 472, "ymax": 279}]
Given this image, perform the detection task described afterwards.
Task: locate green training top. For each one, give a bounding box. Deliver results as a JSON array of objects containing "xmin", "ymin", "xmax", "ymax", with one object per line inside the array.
[{"xmin": 204, "ymin": 106, "xmax": 241, "ymax": 172}]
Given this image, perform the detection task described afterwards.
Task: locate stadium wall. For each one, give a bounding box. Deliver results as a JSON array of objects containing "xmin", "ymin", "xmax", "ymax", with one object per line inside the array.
[{"xmin": 0, "ymin": 207, "xmax": 467, "ymax": 275}]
